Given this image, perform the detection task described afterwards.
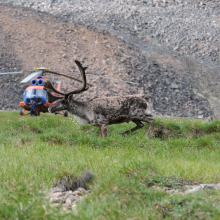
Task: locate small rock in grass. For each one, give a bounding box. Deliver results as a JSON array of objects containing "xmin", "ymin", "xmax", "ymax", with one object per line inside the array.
[
  {"xmin": 66, "ymin": 198, "xmax": 72, "ymax": 206},
  {"xmin": 200, "ymin": 184, "xmax": 217, "ymax": 189},
  {"xmin": 73, "ymin": 190, "xmax": 82, "ymax": 196},
  {"xmin": 49, "ymin": 197, "xmax": 64, "ymax": 204},
  {"xmin": 66, "ymin": 195, "xmax": 78, "ymax": 202},
  {"xmin": 64, "ymin": 193, "xmax": 74, "ymax": 200},
  {"xmin": 48, "ymin": 192, "xmax": 63, "ymax": 198},
  {"xmin": 77, "ymin": 187, "xmax": 87, "ymax": 195},
  {"xmin": 185, "ymin": 186, "xmax": 201, "ymax": 194},
  {"xmin": 50, "ymin": 187, "xmax": 65, "ymax": 193}
]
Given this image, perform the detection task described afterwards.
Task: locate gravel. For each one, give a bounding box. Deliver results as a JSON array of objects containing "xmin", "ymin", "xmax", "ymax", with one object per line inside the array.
[
  {"xmin": 0, "ymin": 0, "xmax": 219, "ymax": 117},
  {"xmin": 1, "ymin": 0, "xmax": 219, "ymax": 67}
]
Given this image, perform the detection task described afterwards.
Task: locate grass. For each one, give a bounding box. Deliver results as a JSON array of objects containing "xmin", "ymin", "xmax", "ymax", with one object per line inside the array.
[{"xmin": 0, "ymin": 111, "xmax": 220, "ymax": 219}]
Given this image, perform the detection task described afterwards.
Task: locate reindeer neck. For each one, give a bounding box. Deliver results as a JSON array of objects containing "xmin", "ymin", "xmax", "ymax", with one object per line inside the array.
[{"xmin": 68, "ymin": 98, "xmax": 90, "ymax": 118}]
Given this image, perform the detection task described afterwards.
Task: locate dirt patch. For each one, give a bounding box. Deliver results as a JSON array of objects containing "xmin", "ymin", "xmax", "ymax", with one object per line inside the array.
[
  {"xmin": 154, "ymin": 200, "xmax": 188, "ymax": 219},
  {"xmin": 42, "ymin": 138, "xmax": 77, "ymax": 146},
  {"xmin": 151, "ymin": 125, "xmax": 178, "ymax": 140},
  {"xmin": 66, "ymin": 141, "xmax": 73, "ymax": 146},
  {"xmin": 205, "ymin": 124, "xmax": 220, "ymax": 134},
  {"xmin": 22, "ymin": 124, "xmax": 41, "ymax": 134},
  {"xmin": 122, "ymin": 166, "xmax": 194, "ymax": 191},
  {"xmin": 141, "ymin": 174, "xmax": 194, "ymax": 190},
  {"xmin": 154, "ymin": 197, "xmax": 214, "ymax": 219},
  {"xmin": 53, "ymin": 170, "xmax": 96, "ymax": 191},
  {"xmin": 0, "ymin": 5, "xmax": 216, "ymax": 118},
  {"xmin": 151, "ymin": 122, "xmax": 220, "ymax": 140},
  {"xmin": 16, "ymin": 138, "xmax": 31, "ymax": 147},
  {"xmin": 44, "ymin": 138, "xmax": 64, "ymax": 145},
  {"xmin": 188, "ymin": 123, "xmax": 220, "ymax": 138},
  {"xmin": 189, "ymin": 127, "xmax": 205, "ymax": 138}
]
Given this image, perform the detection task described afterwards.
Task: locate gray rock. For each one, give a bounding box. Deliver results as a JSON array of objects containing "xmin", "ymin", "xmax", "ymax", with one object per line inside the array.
[
  {"xmin": 200, "ymin": 184, "xmax": 218, "ymax": 189},
  {"xmin": 170, "ymin": 83, "xmax": 179, "ymax": 89},
  {"xmin": 49, "ymin": 197, "xmax": 64, "ymax": 204},
  {"xmin": 66, "ymin": 198, "xmax": 72, "ymax": 206},
  {"xmin": 50, "ymin": 187, "xmax": 65, "ymax": 193},
  {"xmin": 0, "ymin": 0, "xmax": 218, "ymax": 117},
  {"xmin": 54, "ymin": 170, "xmax": 95, "ymax": 191},
  {"xmin": 48, "ymin": 192, "xmax": 64, "ymax": 198},
  {"xmin": 66, "ymin": 195, "xmax": 77, "ymax": 202},
  {"xmin": 185, "ymin": 186, "xmax": 201, "ymax": 194},
  {"xmin": 165, "ymin": 78, "xmax": 172, "ymax": 86}
]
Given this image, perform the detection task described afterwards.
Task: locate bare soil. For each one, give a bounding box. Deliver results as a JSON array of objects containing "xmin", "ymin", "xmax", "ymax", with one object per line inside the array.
[{"xmin": 0, "ymin": 5, "xmax": 217, "ymax": 118}]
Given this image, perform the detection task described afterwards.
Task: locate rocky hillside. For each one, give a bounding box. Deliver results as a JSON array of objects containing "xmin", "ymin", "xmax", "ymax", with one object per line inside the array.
[{"xmin": 0, "ymin": 0, "xmax": 219, "ymax": 118}]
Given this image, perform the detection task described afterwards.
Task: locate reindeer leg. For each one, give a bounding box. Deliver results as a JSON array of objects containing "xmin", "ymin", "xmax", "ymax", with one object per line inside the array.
[
  {"xmin": 122, "ymin": 120, "xmax": 144, "ymax": 137},
  {"xmin": 99, "ymin": 124, "xmax": 108, "ymax": 138},
  {"xmin": 144, "ymin": 117, "xmax": 155, "ymax": 136},
  {"xmin": 99, "ymin": 126, "xmax": 102, "ymax": 137},
  {"xmin": 130, "ymin": 116, "xmax": 155, "ymax": 136}
]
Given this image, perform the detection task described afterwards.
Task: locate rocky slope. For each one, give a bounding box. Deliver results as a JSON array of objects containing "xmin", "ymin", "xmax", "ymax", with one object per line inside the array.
[{"xmin": 0, "ymin": 0, "xmax": 219, "ymax": 117}]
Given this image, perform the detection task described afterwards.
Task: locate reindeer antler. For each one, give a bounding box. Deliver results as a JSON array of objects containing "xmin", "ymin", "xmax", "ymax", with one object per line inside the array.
[
  {"xmin": 46, "ymin": 88, "xmax": 64, "ymax": 103},
  {"xmin": 44, "ymin": 60, "xmax": 89, "ymax": 100}
]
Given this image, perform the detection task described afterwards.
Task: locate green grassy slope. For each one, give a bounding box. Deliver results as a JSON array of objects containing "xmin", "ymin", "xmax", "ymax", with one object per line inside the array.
[{"xmin": 0, "ymin": 111, "xmax": 220, "ymax": 219}]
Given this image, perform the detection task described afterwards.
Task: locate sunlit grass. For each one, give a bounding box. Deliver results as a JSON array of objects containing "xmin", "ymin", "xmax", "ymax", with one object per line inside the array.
[{"xmin": 0, "ymin": 111, "xmax": 220, "ymax": 219}]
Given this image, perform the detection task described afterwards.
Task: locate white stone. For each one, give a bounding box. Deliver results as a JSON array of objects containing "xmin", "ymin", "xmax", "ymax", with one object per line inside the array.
[
  {"xmin": 185, "ymin": 186, "xmax": 201, "ymax": 194},
  {"xmin": 48, "ymin": 192, "xmax": 63, "ymax": 198},
  {"xmin": 73, "ymin": 190, "xmax": 82, "ymax": 196},
  {"xmin": 49, "ymin": 197, "xmax": 63, "ymax": 204},
  {"xmin": 66, "ymin": 198, "xmax": 72, "ymax": 206},
  {"xmin": 200, "ymin": 184, "xmax": 218, "ymax": 189},
  {"xmin": 77, "ymin": 187, "xmax": 87, "ymax": 194}
]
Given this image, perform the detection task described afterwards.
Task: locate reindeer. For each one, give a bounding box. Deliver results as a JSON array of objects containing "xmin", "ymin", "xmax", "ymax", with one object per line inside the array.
[{"xmin": 44, "ymin": 60, "xmax": 155, "ymax": 138}]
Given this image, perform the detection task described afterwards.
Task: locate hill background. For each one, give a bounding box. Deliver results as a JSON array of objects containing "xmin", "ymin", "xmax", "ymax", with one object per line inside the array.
[{"xmin": 0, "ymin": 0, "xmax": 219, "ymax": 118}]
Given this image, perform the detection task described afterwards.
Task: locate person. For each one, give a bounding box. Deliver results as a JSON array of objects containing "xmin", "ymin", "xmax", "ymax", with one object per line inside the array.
[
  {"xmin": 206, "ymin": 115, "xmax": 214, "ymax": 122},
  {"xmin": 30, "ymin": 101, "xmax": 36, "ymax": 116}
]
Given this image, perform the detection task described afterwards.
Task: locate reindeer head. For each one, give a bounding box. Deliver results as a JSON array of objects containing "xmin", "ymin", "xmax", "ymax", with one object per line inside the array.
[
  {"xmin": 47, "ymin": 98, "xmax": 69, "ymax": 113},
  {"xmin": 44, "ymin": 60, "xmax": 88, "ymax": 113}
]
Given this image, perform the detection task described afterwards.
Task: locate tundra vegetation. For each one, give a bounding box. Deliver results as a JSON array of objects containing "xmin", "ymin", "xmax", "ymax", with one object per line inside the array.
[{"xmin": 1, "ymin": 111, "xmax": 220, "ymax": 219}]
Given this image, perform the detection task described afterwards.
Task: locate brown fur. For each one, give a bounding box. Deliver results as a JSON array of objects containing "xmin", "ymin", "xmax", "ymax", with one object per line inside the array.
[{"xmin": 44, "ymin": 60, "xmax": 155, "ymax": 137}]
